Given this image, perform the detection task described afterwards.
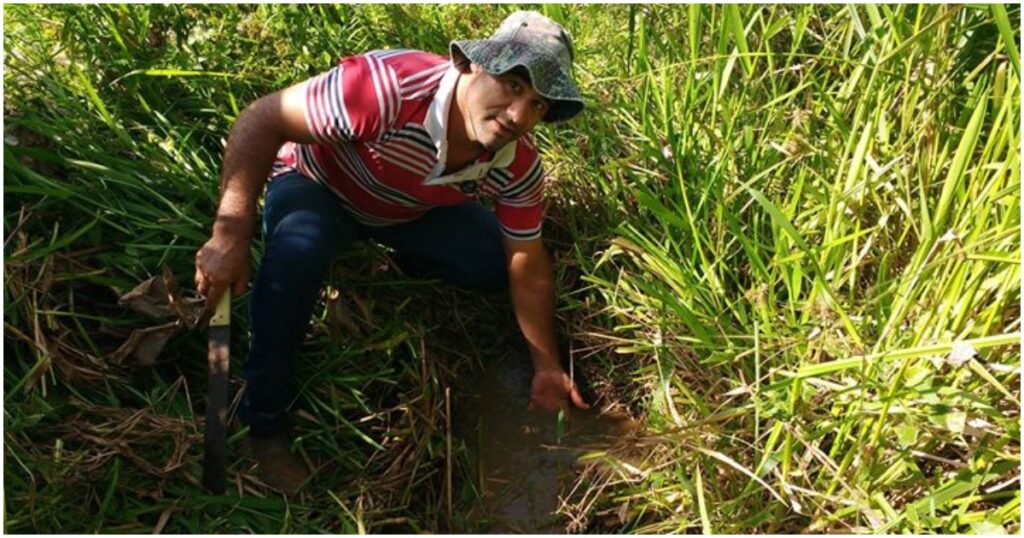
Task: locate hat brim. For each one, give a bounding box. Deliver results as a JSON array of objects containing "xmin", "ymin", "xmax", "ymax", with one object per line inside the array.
[{"xmin": 451, "ymin": 39, "xmax": 584, "ymax": 123}]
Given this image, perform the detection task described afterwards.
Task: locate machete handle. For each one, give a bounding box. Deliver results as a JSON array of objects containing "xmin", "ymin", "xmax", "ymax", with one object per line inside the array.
[{"xmin": 210, "ymin": 289, "xmax": 231, "ymax": 327}]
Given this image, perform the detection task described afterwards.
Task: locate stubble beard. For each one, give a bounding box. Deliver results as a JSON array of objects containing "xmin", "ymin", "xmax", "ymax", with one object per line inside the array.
[{"xmin": 476, "ymin": 116, "xmax": 515, "ymax": 152}]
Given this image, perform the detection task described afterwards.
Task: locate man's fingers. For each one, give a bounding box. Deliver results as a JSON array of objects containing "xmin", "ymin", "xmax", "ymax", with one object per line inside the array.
[
  {"xmin": 234, "ymin": 266, "xmax": 251, "ymax": 296},
  {"xmin": 196, "ymin": 273, "xmax": 210, "ymax": 299},
  {"xmin": 569, "ymin": 385, "xmax": 590, "ymax": 410},
  {"xmin": 205, "ymin": 283, "xmax": 226, "ymax": 310}
]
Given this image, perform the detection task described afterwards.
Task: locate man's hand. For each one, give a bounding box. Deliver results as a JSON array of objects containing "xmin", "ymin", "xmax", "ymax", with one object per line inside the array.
[
  {"xmin": 527, "ymin": 366, "xmax": 589, "ymax": 412},
  {"xmin": 195, "ymin": 225, "xmax": 251, "ymax": 310},
  {"xmin": 504, "ymin": 237, "xmax": 587, "ymax": 412}
]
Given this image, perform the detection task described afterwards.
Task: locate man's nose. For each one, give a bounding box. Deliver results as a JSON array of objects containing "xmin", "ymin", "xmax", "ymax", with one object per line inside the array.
[{"xmin": 507, "ymin": 98, "xmax": 537, "ymax": 130}]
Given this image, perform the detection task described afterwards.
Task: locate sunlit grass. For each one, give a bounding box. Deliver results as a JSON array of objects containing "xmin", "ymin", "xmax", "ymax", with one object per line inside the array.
[
  {"xmin": 4, "ymin": 4, "xmax": 1020, "ymax": 534},
  {"xmin": 550, "ymin": 4, "xmax": 1020, "ymax": 533}
]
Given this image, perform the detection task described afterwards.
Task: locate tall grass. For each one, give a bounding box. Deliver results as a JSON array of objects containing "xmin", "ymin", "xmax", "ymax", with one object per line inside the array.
[
  {"xmin": 548, "ymin": 4, "xmax": 1021, "ymax": 533},
  {"xmin": 4, "ymin": 4, "xmax": 1020, "ymax": 534},
  {"xmin": 4, "ymin": 5, "xmax": 501, "ymax": 532}
]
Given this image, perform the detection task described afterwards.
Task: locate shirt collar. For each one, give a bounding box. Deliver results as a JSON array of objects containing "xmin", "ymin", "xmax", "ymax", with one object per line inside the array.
[
  {"xmin": 423, "ymin": 64, "xmax": 461, "ymax": 176},
  {"xmin": 421, "ymin": 64, "xmax": 515, "ymax": 186}
]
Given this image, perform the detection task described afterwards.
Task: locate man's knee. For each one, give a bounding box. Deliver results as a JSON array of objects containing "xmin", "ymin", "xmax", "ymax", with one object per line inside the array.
[
  {"xmin": 264, "ymin": 210, "xmax": 338, "ymax": 276},
  {"xmin": 445, "ymin": 243, "xmax": 508, "ymax": 292},
  {"xmin": 395, "ymin": 244, "xmax": 507, "ymax": 292}
]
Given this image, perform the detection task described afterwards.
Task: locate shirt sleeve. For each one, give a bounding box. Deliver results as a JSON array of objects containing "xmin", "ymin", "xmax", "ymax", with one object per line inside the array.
[
  {"xmin": 303, "ymin": 52, "xmax": 401, "ymax": 144},
  {"xmin": 494, "ymin": 138, "xmax": 546, "ymax": 241}
]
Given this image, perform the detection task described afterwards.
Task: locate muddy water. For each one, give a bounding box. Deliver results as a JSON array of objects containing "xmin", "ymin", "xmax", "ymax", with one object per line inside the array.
[{"xmin": 457, "ymin": 351, "xmax": 636, "ymax": 533}]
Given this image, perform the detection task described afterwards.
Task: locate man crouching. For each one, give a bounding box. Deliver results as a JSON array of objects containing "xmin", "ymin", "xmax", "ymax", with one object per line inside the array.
[{"xmin": 194, "ymin": 11, "xmax": 588, "ymax": 494}]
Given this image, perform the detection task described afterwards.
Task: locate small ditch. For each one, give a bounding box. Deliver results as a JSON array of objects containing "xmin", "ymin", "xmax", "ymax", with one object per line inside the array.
[{"xmin": 454, "ymin": 345, "xmax": 637, "ymax": 533}]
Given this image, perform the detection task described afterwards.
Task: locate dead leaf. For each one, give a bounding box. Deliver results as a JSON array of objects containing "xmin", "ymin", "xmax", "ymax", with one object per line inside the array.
[
  {"xmin": 152, "ymin": 505, "xmax": 174, "ymax": 534},
  {"xmin": 118, "ymin": 275, "xmax": 174, "ymax": 319},
  {"xmin": 161, "ymin": 266, "xmax": 204, "ymax": 329},
  {"xmin": 112, "ymin": 268, "xmax": 209, "ymax": 366},
  {"xmin": 119, "ymin": 267, "xmax": 205, "ymax": 329},
  {"xmin": 617, "ymin": 500, "xmax": 630, "ymax": 524},
  {"xmin": 113, "ymin": 321, "xmax": 180, "ymax": 366}
]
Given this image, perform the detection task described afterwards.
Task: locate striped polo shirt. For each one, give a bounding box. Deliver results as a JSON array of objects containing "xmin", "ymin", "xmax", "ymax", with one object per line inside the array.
[{"xmin": 270, "ymin": 49, "xmax": 547, "ymax": 241}]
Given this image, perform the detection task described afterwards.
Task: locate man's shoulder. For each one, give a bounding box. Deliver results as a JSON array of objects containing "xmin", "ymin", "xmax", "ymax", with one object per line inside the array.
[
  {"xmin": 341, "ymin": 49, "xmax": 450, "ymax": 103},
  {"xmin": 357, "ymin": 49, "xmax": 449, "ymax": 79},
  {"xmin": 360, "ymin": 48, "xmax": 447, "ymax": 65}
]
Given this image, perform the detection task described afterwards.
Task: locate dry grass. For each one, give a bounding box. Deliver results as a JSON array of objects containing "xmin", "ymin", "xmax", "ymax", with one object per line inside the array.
[{"xmin": 4, "ymin": 4, "xmax": 1020, "ymax": 534}]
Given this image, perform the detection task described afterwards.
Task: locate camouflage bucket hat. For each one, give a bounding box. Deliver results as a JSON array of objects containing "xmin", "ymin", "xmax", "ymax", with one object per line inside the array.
[{"xmin": 450, "ymin": 11, "xmax": 584, "ymax": 123}]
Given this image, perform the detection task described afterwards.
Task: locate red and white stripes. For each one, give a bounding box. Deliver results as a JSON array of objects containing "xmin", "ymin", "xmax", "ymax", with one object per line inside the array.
[{"xmin": 274, "ymin": 50, "xmax": 548, "ymax": 240}]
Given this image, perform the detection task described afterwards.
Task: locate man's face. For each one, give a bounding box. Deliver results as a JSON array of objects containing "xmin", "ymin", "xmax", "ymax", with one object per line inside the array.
[{"xmin": 461, "ymin": 64, "xmax": 550, "ymax": 151}]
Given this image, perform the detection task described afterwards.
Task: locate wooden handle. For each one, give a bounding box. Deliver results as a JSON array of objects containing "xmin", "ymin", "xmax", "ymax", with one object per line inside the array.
[{"xmin": 210, "ymin": 290, "xmax": 231, "ymax": 327}]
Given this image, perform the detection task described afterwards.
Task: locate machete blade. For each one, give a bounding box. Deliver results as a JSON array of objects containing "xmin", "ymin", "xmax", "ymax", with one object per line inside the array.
[{"xmin": 202, "ymin": 291, "xmax": 231, "ymax": 494}]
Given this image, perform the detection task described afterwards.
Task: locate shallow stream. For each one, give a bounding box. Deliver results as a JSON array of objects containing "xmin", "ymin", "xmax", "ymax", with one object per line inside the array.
[{"xmin": 456, "ymin": 349, "xmax": 636, "ymax": 532}]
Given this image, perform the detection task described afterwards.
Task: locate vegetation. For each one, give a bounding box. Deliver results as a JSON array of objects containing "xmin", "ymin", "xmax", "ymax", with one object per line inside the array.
[{"xmin": 4, "ymin": 4, "xmax": 1020, "ymax": 533}]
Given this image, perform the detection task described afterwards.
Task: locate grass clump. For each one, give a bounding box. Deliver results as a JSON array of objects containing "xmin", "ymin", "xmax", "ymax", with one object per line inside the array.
[
  {"xmin": 4, "ymin": 4, "xmax": 1020, "ymax": 534},
  {"xmin": 547, "ymin": 4, "xmax": 1020, "ymax": 533}
]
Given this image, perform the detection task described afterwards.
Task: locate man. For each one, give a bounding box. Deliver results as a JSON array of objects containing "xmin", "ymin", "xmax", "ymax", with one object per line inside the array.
[{"xmin": 194, "ymin": 11, "xmax": 588, "ymax": 494}]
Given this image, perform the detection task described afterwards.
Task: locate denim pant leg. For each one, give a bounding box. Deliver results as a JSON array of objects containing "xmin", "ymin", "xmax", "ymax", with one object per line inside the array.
[
  {"xmin": 240, "ymin": 173, "xmax": 364, "ymax": 437},
  {"xmin": 367, "ymin": 203, "xmax": 509, "ymax": 293}
]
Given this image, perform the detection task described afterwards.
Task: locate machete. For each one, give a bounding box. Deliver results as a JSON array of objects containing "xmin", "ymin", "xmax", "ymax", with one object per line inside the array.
[{"xmin": 202, "ymin": 290, "xmax": 231, "ymax": 494}]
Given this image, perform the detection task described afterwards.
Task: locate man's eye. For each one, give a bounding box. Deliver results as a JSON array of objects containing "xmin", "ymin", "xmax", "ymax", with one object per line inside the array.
[{"xmin": 508, "ymin": 80, "xmax": 522, "ymax": 92}]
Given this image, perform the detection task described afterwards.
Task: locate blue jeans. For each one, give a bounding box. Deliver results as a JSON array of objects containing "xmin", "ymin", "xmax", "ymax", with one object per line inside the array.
[{"xmin": 240, "ymin": 172, "xmax": 508, "ymax": 437}]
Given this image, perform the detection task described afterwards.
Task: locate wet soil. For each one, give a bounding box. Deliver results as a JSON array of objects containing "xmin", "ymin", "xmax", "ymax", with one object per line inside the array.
[{"xmin": 456, "ymin": 349, "xmax": 636, "ymax": 533}]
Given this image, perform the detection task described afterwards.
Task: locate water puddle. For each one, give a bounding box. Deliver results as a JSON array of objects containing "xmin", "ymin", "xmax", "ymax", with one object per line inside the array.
[{"xmin": 457, "ymin": 350, "xmax": 637, "ymax": 533}]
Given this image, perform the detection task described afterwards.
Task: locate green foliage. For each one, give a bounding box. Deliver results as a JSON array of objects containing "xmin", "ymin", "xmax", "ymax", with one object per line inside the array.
[
  {"xmin": 4, "ymin": 3, "xmax": 1020, "ymax": 534},
  {"xmin": 550, "ymin": 4, "xmax": 1020, "ymax": 534}
]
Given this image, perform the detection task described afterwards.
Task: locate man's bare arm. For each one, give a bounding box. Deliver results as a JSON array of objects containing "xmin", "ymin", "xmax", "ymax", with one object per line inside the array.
[
  {"xmin": 194, "ymin": 83, "xmax": 314, "ymax": 308},
  {"xmin": 504, "ymin": 236, "xmax": 588, "ymax": 411}
]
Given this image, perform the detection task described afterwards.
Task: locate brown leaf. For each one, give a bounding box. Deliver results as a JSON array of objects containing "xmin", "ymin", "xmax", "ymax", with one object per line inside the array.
[
  {"xmin": 113, "ymin": 321, "xmax": 180, "ymax": 366},
  {"xmin": 118, "ymin": 275, "xmax": 174, "ymax": 319},
  {"xmin": 153, "ymin": 504, "xmax": 174, "ymax": 534},
  {"xmin": 118, "ymin": 267, "xmax": 205, "ymax": 328},
  {"xmin": 162, "ymin": 266, "xmax": 204, "ymax": 329}
]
